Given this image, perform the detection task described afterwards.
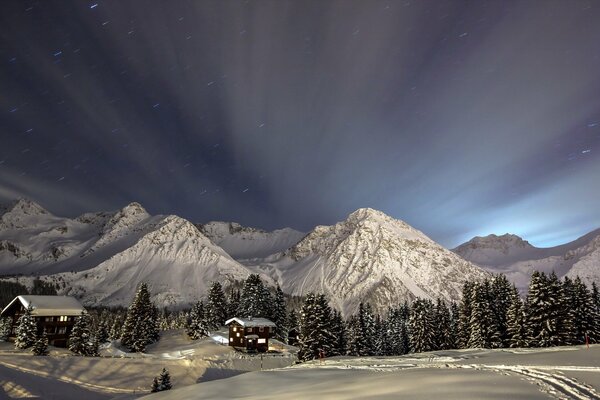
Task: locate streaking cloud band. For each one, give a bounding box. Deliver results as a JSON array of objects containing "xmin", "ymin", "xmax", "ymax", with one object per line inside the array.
[{"xmin": 1, "ymin": 0, "xmax": 599, "ymax": 247}]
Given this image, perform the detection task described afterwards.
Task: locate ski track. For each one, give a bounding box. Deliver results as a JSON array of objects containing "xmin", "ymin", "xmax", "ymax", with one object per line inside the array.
[{"xmin": 295, "ymin": 358, "xmax": 600, "ymax": 400}]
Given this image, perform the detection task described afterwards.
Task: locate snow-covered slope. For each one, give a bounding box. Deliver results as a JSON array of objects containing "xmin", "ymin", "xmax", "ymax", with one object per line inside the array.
[
  {"xmin": 453, "ymin": 229, "xmax": 600, "ymax": 290},
  {"xmin": 245, "ymin": 208, "xmax": 488, "ymax": 316},
  {"xmin": 199, "ymin": 221, "xmax": 305, "ymax": 259},
  {"xmin": 47, "ymin": 215, "xmax": 252, "ymax": 307},
  {"xmin": 0, "ymin": 199, "xmax": 255, "ymax": 307}
]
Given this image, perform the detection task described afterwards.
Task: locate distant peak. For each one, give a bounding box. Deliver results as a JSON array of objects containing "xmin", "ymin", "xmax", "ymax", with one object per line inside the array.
[
  {"xmin": 120, "ymin": 202, "xmax": 148, "ymax": 215},
  {"xmin": 459, "ymin": 233, "xmax": 533, "ymax": 250},
  {"xmin": 348, "ymin": 207, "xmax": 390, "ymax": 220},
  {"xmin": 4, "ymin": 198, "xmax": 49, "ymax": 216}
]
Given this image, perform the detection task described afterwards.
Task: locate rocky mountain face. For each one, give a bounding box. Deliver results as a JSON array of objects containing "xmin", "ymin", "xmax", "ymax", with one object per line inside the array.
[
  {"xmin": 244, "ymin": 208, "xmax": 489, "ymax": 316},
  {"xmin": 453, "ymin": 229, "xmax": 600, "ymax": 291},
  {"xmin": 198, "ymin": 221, "xmax": 305, "ymax": 259},
  {"xmin": 1, "ymin": 199, "xmax": 489, "ymax": 313}
]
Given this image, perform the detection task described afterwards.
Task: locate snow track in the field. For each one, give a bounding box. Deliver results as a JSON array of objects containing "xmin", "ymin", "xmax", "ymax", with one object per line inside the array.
[{"xmin": 488, "ymin": 365, "xmax": 600, "ymax": 400}]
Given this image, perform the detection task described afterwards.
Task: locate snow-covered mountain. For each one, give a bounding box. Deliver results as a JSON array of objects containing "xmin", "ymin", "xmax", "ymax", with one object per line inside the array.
[
  {"xmin": 453, "ymin": 229, "xmax": 600, "ymax": 291},
  {"xmin": 244, "ymin": 208, "xmax": 488, "ymax": 316},
  {"xmin": 198, "ymin": 221, "xmax": 305, "ymax": 259},
  {"xmin": 1, "ymin": 199, "xmax": 489, "ymax": 312},
  {"xmin": 0, "ymin": 199, "xmax": 254, "ymax": 307}
]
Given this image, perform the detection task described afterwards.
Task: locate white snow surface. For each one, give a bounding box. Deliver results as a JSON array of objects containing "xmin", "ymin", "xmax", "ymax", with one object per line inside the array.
[
  {"xmin": 1, "ymin": 295, "xmax": 84, "ymax": 316},
  {"xmin": 142, "ymin": 345, "xmax": 600, "ymax": 400},
  {"xmin": 199, "ymin": 221, "xmax": 305, "ymax": 259},
  {"xmin": 453, "ymin": 229, "xmax": 600, "ymax": 291},
  {"xmin": 245, "ymin": 208, "xmax": 488, "ymax": 316}
]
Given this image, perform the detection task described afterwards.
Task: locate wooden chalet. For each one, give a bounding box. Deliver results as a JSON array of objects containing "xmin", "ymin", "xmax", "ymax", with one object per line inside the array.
[
  {"xmin": 225, "ymin": 317, "xmax": 276, "ymax": 353},
  {"xmin": 0, "ymin": 295, "xmax": 85, "ymax": 347}
]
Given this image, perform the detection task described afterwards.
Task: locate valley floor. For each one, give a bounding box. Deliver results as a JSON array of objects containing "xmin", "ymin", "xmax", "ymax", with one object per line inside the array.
[{"xmin": 0, "ymin": 333, "xmax": 598, "ymax": 400}]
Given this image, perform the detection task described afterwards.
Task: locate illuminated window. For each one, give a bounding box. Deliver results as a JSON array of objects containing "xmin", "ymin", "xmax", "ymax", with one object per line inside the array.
[
  {"xmin": 232, "ymin": 327, "xmax": 237, "ymax": 332},
  {"xmin": 236, "ymin": 332, "xmax": 240, "ymax": 337},
  {"xmin": 229, "ymin": 338, "xmax": 233, "ymax": 342},
  {"xmin": 258, "ymin": 338, "xmax": 266, "ymax": 344},
  {"xmin": 59, "ymin": 316, "xmax": 68, "ymax": 322}
]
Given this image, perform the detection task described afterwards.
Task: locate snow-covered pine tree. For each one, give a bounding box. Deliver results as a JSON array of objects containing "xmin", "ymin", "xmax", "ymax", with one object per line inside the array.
[
  {"xmin": 433, "ymin": 298, "xmax": 452, "ymax": 350},
  {"xmin": 457, "ymin": 281, "xmax": 474, "ymax": 349},
  {"xmin": 448, "ymin": 302, "xmax": 460, "ymax": 350},
  {"xmin": 569, "ymin": 276, "xmax": 596, "ymax": 345},
  {"xmin": 158, "ymin": 368, "xmax": 172, "ymax": 391},
  {"xmin": 373, "ymin": 314, "xmax": 389, "ymax": 356},
  {"xmin": 120, "ymin": 282, "xmax": 159, "ymax": 352},
  {"xmin": 468, "ymin": 280, "xmax": 499, "ymax": 348},
  {"xmin": 271, "ymin": 285, "xmax": 287, "ymax": 342},
  {"xmin": 15, "ymin": 305, "xmax": 37, "ymax": 349},
  {"xmin": 506, "ymin": 285, "xmax": 528, "ymax": 348},
  {"xmin": 227, "ymin": 288, "xmax": 241, "ymax": 319},
  {"xmin": 591, "ymin": 282, "xmax": 600, "ymax": 343},
  {"xmin": 297, "ymin": 293, "xmax": 335, "ymax": 361},
  {"xmin": 237, "ymin": 274, "xmax": 271, "ymax": 318},
  {"xmin": 348, "ymin": 302, "xmax": 375, "ymax": 356},
  {"xmin": 386, "ymin": 307, "xmax": 409, "ymax": 355},
  {"xmin": 186, "ymin": 301, "xmax": 209, "ymax": 340},
  {"xmin": 0, "ymin": 317, "xmax": 12, "ymax": 341},
  {"xmin": 97, "ymin": 320, "xmax": 109, "ymax": 344},
  {"xmin": 151, "ymin": 377, "xmax": 160, "ymax": 393},
  {"xmin": 409, "ymin": 298, "xmax": 435, "ymax": 353},
  {"xmin": 287, "ymin": 309, "xmax": 299, "ymax": 345},
  {"xmin": 205, "ymin": 282, "xmax": 228, "ymax": 329},
  {"xmin": 490, "ymin": 274, "xmax": 512, "ymax": 347},
  {"xmin": 32, "ymin": 331, "xmax": 49, "ymax": 356},
  {"xmin": 69, "ymin": 311, "xmax": 92, "ymax": 356},
  {"xmin": 330, "ymin": 309, "xmax": 347, "ymax": 356}
]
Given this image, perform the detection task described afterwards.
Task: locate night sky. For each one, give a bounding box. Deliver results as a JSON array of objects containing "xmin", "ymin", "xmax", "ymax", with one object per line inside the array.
[{"xmin": 1, "ymin": 1, "xmax": 600, "ymax": 248}]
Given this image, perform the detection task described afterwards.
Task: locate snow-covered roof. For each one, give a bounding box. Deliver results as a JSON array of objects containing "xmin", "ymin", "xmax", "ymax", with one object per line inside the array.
[
  {"xmin": 225, "ymin": 317, "xmax": 276, "ymax": 327},
  {"xmin": 1, "ymin": 295, "xmax": 85, "ymax": 317},
  {"xmin": 245, "ymin": 334, "xmax": 259, "ymax": 339}
]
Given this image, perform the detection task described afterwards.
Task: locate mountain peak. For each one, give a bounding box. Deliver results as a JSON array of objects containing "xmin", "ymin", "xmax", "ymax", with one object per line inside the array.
[
  {"xmin": 460, "ymin": 233, "xmax": 533, "ymax": 250},
  {"xmin": 4, "ymin": 198, "xmax": 49, "ymax": 216}
]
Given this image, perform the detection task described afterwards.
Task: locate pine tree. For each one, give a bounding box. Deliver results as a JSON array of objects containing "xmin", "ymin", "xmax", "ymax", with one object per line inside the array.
[
  {"xmin": 186, "ymin": 301, "xmax": 209, "ymax": 340},
  {"xmin": 97, "ymin": 320, "xmax": 109, "ymax": 344},
  {"xmin": 287, "ymin": 309, "xmax": 299, "ymax": 345},
  {"xmin": 348, "ymin": 303, "xmax": 375, "ymax": 356},
  {"xmin": 205, "ymin": 282, "xmax": 228, "ymax": 329},
  {"xmin": 468, "ymin": 280, "xmax": 499, "ymax": 348},
  {"xmin": 271, "ymin": 285, "xmax": 288, "ymax": 342},
  {"xmin": 69, "ymin": 311, "xmax": 93, "ymax": 356},
  {"xmin": 120, "ymin": 283, "xmax": 159, "ymax": 352},
  {"xmin": 387, "ymin": 306, "xmax": 409, "ymax": 355},
  {"xmin": 158, "ymin": 368, "xmax": 172, "ymax": 391},
  {"xmin": 457, "ymin": 281, "xmax": 474, "ymax": 348},
  {"xmin": 151, "ymin": 377, "xmax": 160, "ymax": 393},
  {"xmin": 409, "ymin": 299, "xmax": 435, "ymax": 353},
  {"xmin": 448, "ymin": 302, "xmax": 459, "ymax": 349},
  {"xmin": 237, "ymin": 275, "xmax": 271, "ymax": 318},
  {"xmin": 569, "ymin": 277, "xmax": 596, "ymax": 344},
  {"xmin": 433, "ymin": 298, "xmax": 452, "ymax": 350},
  {"xmin": 0, "ymin": 317, "xmax": 12, "ymax": 341},
  {"xmin": 330, "ymin": 310, "xmax": 347, "ymax": 356},
  {"xmin": 32, "ymin": 331, "xmax": 49, "ymax": 356},
  {"xmin": 15, "ymin": 305, "xmax": 37, "ymax": 349},
  {"xmin": 297, "ymin": 293, "xmax": 336, "ymax": 361},
  {"xmin": 490, "ymin": 274, "xmax": 512, "ymax": 347},
  {"xmin": 591, "ymin": 282, "xmax": 600, "ymax": 343},
  {"xmin": 506, "ymin": 285, "xmax": 528, "ymax": 348},
  {"xmin": 227, "ymin": 288, "xmax": 241, "ymax": 319}
]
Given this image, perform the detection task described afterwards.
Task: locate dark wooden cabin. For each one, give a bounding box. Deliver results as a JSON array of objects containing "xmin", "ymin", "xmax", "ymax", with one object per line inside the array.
[
  {"xmin": 225, "ymin": 317, "xmax": 276, "ymax": 353},
  {"xmin": 1, "ymin": 295, "xmax": 85, "ymax": 348}
]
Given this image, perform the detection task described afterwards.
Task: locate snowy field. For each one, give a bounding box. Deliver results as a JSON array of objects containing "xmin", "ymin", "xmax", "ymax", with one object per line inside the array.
[
  {"xmin": 141, "ymin": 345, "xmax": 600, "ymax": 400},
  {"xmin": 0, "ymin": 329, "xmax": 296, "ymax": 399},
  {"xmin": 1, "ymin": 333, "xmax": 598, "ymax": 399}
]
